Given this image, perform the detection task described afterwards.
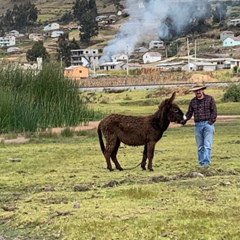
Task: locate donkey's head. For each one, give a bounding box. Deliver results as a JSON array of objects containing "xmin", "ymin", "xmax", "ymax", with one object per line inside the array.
[{"xmin": 165, "ymin": 92, "xmax": 186, "ymax": 125}]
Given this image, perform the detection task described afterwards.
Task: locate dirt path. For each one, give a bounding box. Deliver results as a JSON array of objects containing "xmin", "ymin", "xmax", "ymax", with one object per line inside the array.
[
  {"xmin": 51, "ymin": 115, "xmax": 240, "ymax": 132},
  {"xmin": 1, "ymin": 116, "xmax": 239, "ymax": 144}
]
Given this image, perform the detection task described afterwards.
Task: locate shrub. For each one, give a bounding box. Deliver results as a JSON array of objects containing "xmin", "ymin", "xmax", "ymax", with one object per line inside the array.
[
  {"xmin": 232, "ymin": 66, "xmax": 238, "ymax": 74},
  {"xmin": 221, "ymin": 84, "xmax": 240, "ymax": 102},
  {"xmin": 0, "ymin": 62, "xmax": 97, "ymax": 132},
  {"xmin": 60, "ymin": 128, "xmax": 74, "ymax": 137}
]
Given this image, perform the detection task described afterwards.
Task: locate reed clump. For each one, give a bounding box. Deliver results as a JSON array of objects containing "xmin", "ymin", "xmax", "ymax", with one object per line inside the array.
[{"xmin": 0, "ymin": 62, "xmax": 99, "ymax": 132}]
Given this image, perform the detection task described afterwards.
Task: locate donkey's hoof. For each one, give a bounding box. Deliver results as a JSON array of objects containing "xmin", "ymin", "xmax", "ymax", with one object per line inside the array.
[
  {"xmin": 149, "ymin": 168, "xmax": 154, "ymax": 172},
  {"xmin": 141, "ymin": 167, "xmax": 146, "ymax": 170},
  {"xmin": 108, "ymin": 168, "xmax": 114, "ymax": 172}
]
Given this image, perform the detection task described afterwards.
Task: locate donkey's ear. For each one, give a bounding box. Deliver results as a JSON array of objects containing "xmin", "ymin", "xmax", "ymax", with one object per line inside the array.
[{"xmin": 168, "ymin": 92, "xmax": 176, "ymax": 104}]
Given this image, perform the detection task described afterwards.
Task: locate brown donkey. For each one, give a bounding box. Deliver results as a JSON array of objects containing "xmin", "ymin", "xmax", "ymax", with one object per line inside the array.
[{"xmin": 97, "ymin": 92, "xmax": 186, "ymax": 171}]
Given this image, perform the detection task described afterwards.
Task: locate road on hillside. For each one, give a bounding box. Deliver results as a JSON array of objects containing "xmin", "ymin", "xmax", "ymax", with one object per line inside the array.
[{"xmin": 80, "ymin": 82, "xmax": 237, "ymax": 92}]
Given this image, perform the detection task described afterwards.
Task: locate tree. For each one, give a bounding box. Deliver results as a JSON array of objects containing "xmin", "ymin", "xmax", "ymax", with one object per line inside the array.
[
  {"xmin": 26, "ymin": 41, "xmax": 49, "ymax": 62},
  {"xmin": 73, "ymin": 0, "xmax": 98, "ymax": 44},
  {"xmin": 213, "ymin": 3, "xmax": 227, "ymax": 23},
  {"xmin": 0, "ymin": 2, "xmax": 38, "ymax": 31},
  {"xmin": 57, "ymin": 33, "xmax": 80, "ymax": 67}
]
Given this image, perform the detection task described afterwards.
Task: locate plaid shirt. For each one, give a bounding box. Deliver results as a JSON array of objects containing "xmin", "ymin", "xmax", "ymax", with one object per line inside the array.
[{"xmin": 186, "ymin": 94, "xmax": 217, "ymax": 124}]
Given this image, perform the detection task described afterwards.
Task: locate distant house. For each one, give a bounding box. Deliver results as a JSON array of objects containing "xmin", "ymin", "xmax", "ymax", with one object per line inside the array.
[
  {"xmin": 111, "ymin": 53, "xmax": 128, "ymax": 62},
  {"xmin": 156, "ymin": 61, "xmax": 185, "ymax": 71},
  {"xmin": 51, "ymin": 31, "xmax": 64, "ymax": 38},
  {"xmin": 227, "ymin": 19, "xmax": 240, "ymax": 26},
  {"xmin": 29, "ymin": 33, "xmax": 45, "ymax": 41},
  {"xmin": 71, "ymin": 49, "xmax": 99, "ymax": 68},
  {"xmin": 121, "ymin": 63, "xmax": 142, "ymax": 70},
  {"xmin": 0, "ymin": 36, "xmax": 15, "ymax": 47},
  {"xmin": 19, "ymin": 57, "xmax": 42, "ymax": 71},
  {"xmin": 7, "ymin": 47, "xmax": 20, "ymax": 53},
  {"xmin": 135, "ymin": 47, "xmax": 148, "ymax": 53},
  {"xmin": 220, "ymin": 31, "xmax": 234, "ymax": 41},
  {"xmin": 96, "ymin": 15, "xmax": 108, "ymax": 22},
  {"xmin": 229, "ymin": 59, "xmax": 240, "ymax": 69},
  {"xmin": 64, "ymin": 66, "xmax": 89, "ymax": 79},
  {"xmin": 183, "ymin": 62, "xmax": 217, "ymax": 72},
  {"xmin": 223, "ymin": 37, "xmax": 240, "ymax": 47},
  {"xmin": 149, "ymin": 40, "xmax": 164, "ymax": 49},
  {"xmin": 207, "ymin": 58, "xmax": 230, "ymax": 69},
  {"xmin": 143, "ymin": 52, "xmax": 162, "ymax": 64},
  {"xmin": 99, "ymin": 62, "xmax": 124, "ymax": 71},
  {"xmin": 43, "ymin": 22, "xmax": 60, "ymax": 31},
  {"xmin": 9, "ymin": 30, "xmax": 19, "ymax": 37}
]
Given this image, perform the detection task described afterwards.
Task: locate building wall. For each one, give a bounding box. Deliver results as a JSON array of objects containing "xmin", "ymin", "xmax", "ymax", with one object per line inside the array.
[
  {"xmin": 220, "ymin": 32, "xmax": 234, "ymax": 41},
  {"xmin": 64, "ymin": 66, "xmax": 89, "ymax": 79},
  {"xmin": 223, "ymin": 38, "xmax": 240, "ymax": 47},
  {"xmin": 149, "ymin": 41, "xmax": 164, "ymax": 49},
  {"xmin": 143, "ymin": 53, "xmax": 161, "ymax": 63},
  {"xmin": 71, "ymin": 49, "xmax": 99, "ymax": 68},
  {"xmin": 0, "ymin": 36, "xmax": 15, "ymax": 47}
]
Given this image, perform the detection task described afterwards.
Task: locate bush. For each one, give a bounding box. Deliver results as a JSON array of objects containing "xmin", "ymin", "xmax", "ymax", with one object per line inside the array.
[
  {"xmin": 221, "ymin": 84, "xmax": 240, "ymax": 102},
  {"xmin": 232, "ymin": 66, "xmax": 238, "ymax": 74},
  {"xmin": 0, "ymin": 62, "xmax": 97, "ymax": 132}
]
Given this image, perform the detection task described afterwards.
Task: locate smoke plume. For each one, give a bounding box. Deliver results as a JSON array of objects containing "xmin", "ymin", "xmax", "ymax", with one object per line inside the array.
[{"xmin": 100, "ymin": 0, "xmax": 215, "ymax": 63}]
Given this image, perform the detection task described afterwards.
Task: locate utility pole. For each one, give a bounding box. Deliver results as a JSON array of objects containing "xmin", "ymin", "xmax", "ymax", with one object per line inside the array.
[
  {"xmin": 195, "ymin": 39, "xmax": 197, "ymax": 71},
  {"xmin": 187, "ymin": 37, "xmax": 190, "ymax": 71},
  {"xmin": 127, "ymin": 46, "xmax": 129, "ymax": 76},
  {"xmin": 60, "ymin": 52, "xmax": 63, "ymax": 69}
]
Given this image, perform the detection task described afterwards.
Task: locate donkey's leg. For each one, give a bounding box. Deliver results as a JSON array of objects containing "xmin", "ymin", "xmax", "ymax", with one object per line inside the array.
[
  {"xmin": 147, "ymin": 142, "xmax": 156, "ymax": 171},
  {"xmin": 141, "ymin": 144, "xmax": 147, "ymax": 170},
  {"xmin": 111, "ymin": 138, "xmax": 123, "ymax": 171},
  {"xmin": 104, "ymin": 137, "xmax": 118, "ymax": 171}
]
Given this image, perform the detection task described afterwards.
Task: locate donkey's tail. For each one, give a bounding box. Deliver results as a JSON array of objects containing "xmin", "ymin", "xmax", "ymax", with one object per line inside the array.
[{"xmin": 97, "ymin": 124, "xmax": 105, "ymax": 154}]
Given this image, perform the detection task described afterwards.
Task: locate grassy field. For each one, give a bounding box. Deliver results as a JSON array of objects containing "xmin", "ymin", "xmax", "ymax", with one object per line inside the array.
[
  {"xmin": 0, "ymin": 87, "xmax": 240, "ymax": 239},
  {"xmin": 81, "ymin": 86, "xmax": 240, "ymax": 116}
]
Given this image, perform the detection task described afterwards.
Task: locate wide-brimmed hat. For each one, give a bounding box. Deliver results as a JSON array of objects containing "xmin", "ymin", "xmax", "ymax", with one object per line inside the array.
[{"xmin": 190, "ymin": 84, "xmax": 207, "ymax": 91}]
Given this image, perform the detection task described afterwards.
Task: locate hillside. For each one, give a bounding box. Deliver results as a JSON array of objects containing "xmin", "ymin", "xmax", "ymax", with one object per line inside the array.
[
  {"xmin": 1, "ymin": 1, "xmax": 240, "ymax": 65},
  {"xmin": 0, "ymin": 0, "xmax": 120, "ymax": 20}
]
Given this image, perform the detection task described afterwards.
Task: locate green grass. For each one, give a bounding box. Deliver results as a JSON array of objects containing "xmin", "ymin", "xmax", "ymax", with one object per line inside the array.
[
  {"xmin": 0, "ymin": 87, "xmax": 240, "ymax": 239},
  {"xmin": 82, "ymin": 87, "xmax": 240, "ymax": 116},
  {"xmin": 0, "ymin": 118, "xmax": 240, "ymax": 239}
]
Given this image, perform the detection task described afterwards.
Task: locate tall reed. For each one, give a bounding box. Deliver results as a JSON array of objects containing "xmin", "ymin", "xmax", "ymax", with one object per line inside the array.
[{"xmin": 0, "ymin": 62, "xmax": 102, "ymax": 132}]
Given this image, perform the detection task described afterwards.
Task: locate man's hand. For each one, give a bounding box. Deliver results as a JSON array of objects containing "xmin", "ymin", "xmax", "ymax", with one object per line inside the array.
[{"xmin": 181, "ymin": 119, "xmax": 187, "ymax": 125}]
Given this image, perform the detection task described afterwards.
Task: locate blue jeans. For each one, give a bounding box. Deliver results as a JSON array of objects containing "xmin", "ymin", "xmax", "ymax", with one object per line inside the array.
[{"xmin": 194, "ymin": 121, "xmax": 215, "ymax": 166}]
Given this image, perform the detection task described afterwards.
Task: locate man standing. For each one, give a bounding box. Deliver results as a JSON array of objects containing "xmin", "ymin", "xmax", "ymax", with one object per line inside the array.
[{"xmin": 184, "ymin": 84, "xmax": 217, "ymax": 167}]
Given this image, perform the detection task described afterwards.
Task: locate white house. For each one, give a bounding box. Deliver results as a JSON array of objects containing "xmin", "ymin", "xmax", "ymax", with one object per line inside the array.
[
  {"xmin": 220, "ymin": 31, "xmax": 234, "ymax": 41},
  {"xmin": 156, "ymin": 61, "xmax": 185, "ymax": 71},
  {"xmin": 51, "ymin": 31, "xmax": 64, "ymax": 38},
  {"xmin": 99, "ymin": 62, "xmax": 124, "ymax": 71},
  {"xmin": 135, "ymin": 46, "xmax": 148, "ymax": 53},
  {"xmin": 0, "ymin": 36, "xmax": 15, "ymax": 47},
  {"xmin": 143, "ymin": 52, "xmax": 162, "ymax": 64},
  {"xmin": 121, "ymin": 63, "xmax": 142, "ymax": 70},
  {"xmin": 9, "ymin": 30, "xmax": 19, "ymax": 37},
  {"xmin": 229, "ymin": 59, "xmax": 240, "ymax": 69},
  {"xmin": 223, "ymin": 37, "xmax": 240, "ymax": 47},
  {"xmin": 111, "ymin": 53, "xmax": 128, "ymax": 62},
  {"xmin": 227, "ymin": 19, "xmax": 240, "ymax": 26},
  {"xmin": 71, "ymin": 49, "xmax": 99, "ymax": 68},
  {"xmin": 43, "ymin": 22, "xmax": 60, "ymax": 31},
  {"xmin": 183, "ymin": 62, "xmax": 217, "ymax": 72},
  {"xmin": 19, "ymin": 57, "xmax": 42, "ymax": 71},
  {"xmin": 149, "ymin": 40, "xmax": 164, "ymax": 49},
  {"xmin": 29, "ymin": 33, "xmax": 45, "ymax": 41},
  {"xmin": 7, "ymin": 47, "xmax": 20, "ymax": 53}
]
